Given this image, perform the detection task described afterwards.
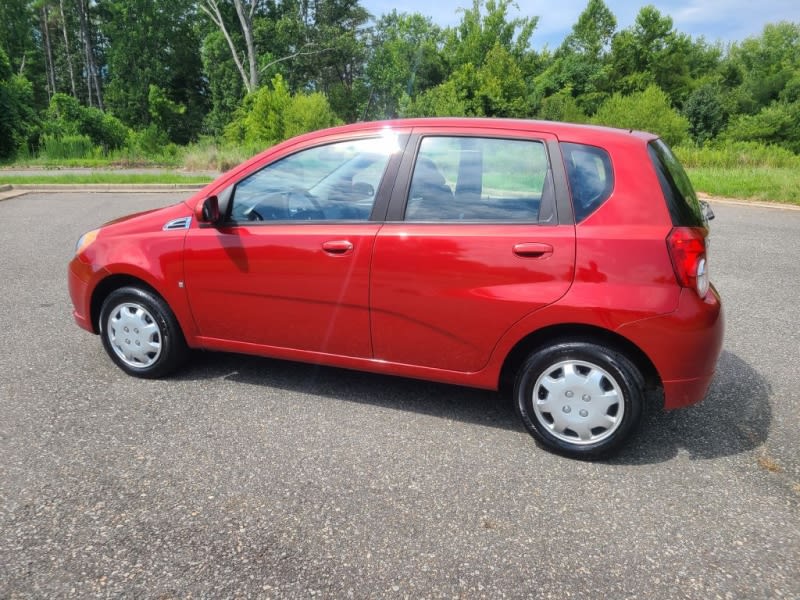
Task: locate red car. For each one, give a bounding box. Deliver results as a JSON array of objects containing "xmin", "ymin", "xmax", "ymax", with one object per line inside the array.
[{"xmin": 69, "ymin": 118, "xmax": 723, "ymax": 458}]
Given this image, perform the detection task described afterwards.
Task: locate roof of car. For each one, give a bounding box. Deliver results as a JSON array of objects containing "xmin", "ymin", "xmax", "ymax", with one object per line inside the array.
[{"xmin": 310, "ymin": 117, "xmax": 659, "ymax": 145}]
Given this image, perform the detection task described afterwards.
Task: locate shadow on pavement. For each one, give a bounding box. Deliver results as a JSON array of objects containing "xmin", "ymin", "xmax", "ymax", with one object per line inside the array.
[
  {"xmin": 610, "ymin": 350, "xmax": 771, "ymax": 464},
  {"xmin": 177, "ymin": 348, "xmax": 770, "ymax": 463}
]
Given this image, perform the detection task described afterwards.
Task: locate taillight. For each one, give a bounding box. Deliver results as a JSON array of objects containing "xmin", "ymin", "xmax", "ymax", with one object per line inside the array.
[{"xmin": 666, "ymin": 227, "xmax": 709, "ymax": 298}]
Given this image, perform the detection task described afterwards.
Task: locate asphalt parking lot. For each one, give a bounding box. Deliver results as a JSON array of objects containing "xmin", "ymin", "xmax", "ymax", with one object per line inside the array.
[{"xmin": 1, "ymin": 191, "xmax": 798, "ymax": 598}]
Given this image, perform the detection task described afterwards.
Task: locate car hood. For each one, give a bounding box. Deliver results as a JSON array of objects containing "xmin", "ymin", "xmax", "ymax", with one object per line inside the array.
[{"xmin": 97, "ymin": 202, "xmax": 193, "ymax": 237}]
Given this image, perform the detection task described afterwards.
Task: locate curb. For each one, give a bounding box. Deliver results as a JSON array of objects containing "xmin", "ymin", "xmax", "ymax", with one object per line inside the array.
[
  {"xmin": 700, "ymin": 194, "xmax": 800, "ymax": 212},
  {"xmin": 9, "ymin": 183, "xmax": 206, "ymax": 192},
  {"xmin": 0, "ymin": 183, "xmax": 204, "ymax": 203}
]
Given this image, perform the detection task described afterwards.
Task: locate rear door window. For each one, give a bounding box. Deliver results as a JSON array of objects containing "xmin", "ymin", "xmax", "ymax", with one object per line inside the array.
[
  {"xmin": 560, "ymin": 142, "xmax": 614, "ymax": 222},
  {"xmin": 403, "ymin": 136, "xmax": 552, "ymax": 222}
]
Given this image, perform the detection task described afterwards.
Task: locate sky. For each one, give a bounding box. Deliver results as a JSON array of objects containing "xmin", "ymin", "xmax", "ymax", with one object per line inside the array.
[{"xmin": 361, "ymin": 0, "xmax": 799, "ymax": 48}]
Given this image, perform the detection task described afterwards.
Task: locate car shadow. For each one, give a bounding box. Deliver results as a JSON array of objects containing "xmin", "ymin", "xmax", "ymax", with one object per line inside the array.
[
  {"xmin": 609, "ymin": 350, "xmax": 772, "ymax": 464},
  {"xmin": 176, "ymin": 348, "xmax": 770, "ymax": 463}
]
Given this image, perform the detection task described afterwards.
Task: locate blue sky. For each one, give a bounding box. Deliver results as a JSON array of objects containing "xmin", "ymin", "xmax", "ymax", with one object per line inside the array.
[{"xmin": 361, "ymin": 0, "xmax": 799, "ymax": 48}]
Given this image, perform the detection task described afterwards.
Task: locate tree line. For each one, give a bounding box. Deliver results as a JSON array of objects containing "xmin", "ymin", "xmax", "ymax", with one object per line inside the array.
[{"xmin": 1, "ymin": 0, "xmax": 799, "ymax": 162}]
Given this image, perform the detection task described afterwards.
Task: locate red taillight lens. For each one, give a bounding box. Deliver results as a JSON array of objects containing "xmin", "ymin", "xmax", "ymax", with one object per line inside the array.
[{"xmin": 666, "ymin": 227, "xmax": 709, "ymax": 298}]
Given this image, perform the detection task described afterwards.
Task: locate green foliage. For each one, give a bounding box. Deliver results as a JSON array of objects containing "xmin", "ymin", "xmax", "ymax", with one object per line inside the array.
[
  {"xmin": 366, "ymin": 11, "xmax": 446, "ymax": 119},
  {"xmin": 201, "ymin": 30, "xmax": 245, "ymax": 136},
  {"xmin": 593, "ymin": 85, "xmax": 690, "ymax": 146},
  {"xmin": 44, "ymin": 93, "xmax": 128, "ymax": 150},
  {"xmin": 722, "ymin": 101, "xmax": 800, "ymax": 152},
  {"xmin": 683, "ymin": 84, "xmax": 728, "ymax": 143},
  {"xmin": 224, "ymin": 75, "xmax": 340, "ymax": 147},
  {"xmin": 444, "ymin": 0, "xmax": 538, "ymax": 70},
  {"xmin": 538, "ymin": 89, "xmax": 589, "ymax": 123},
  {"xmin": 147, "ymin": 84, "xmax": 187, "ymax": 144},
  {"xmin": 99, "ymin": 0, "xmax": 207, "ymax": 141},
  {"xmin": 675, "ymin": 140, "xmax": 800, "ymax": 169},
  {"xmin": 0, "ymin": 47, "xmax": 38, "ymax": 160},
  {"xmin": 728, "ymin": 22, "xmax": 800, "ymax": 111},
  {"xmin": 40, "ymin": 134, "xmax": 95, "ymax": 159}
]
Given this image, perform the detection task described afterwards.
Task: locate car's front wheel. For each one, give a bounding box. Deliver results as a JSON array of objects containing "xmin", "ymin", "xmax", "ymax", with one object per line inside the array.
[
  {"xmin": 514, "ymin": 342, "xmax": 644, "ymax": 459},
  {"xmin": 99, "ymin": 286, "xmax": 187, "ymax": 378}
]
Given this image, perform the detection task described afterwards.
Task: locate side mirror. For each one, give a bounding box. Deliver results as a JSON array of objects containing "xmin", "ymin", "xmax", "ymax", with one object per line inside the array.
[
  {"xmin": 196, "ymin": 195, "xmax": 221, "ymax": 225},
  {"xmin": 700, "ymin": 199, "xmax": 715, "ymax": 222}
]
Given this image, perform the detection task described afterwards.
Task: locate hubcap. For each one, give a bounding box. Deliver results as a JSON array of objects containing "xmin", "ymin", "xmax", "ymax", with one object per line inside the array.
[
  {"xmin": 532, "ymin": 360, "xmax": 624, "ymax": 445},
  {"xmin": 106, "ymin": 302, "xmax": 162, "ymax": 368}
]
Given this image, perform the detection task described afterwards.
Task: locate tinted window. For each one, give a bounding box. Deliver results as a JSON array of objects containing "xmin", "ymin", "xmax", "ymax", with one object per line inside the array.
[
  {"xmin": 560, "ymin": 142, "xmax": 614, "ymax": 223},
  {"xmin": 229, "ymin": 137, "xmax": 396, "ymax": 222},
  {"xmin": 404, "ymin": 136, "xmax": 550, "ymax": 222},
  {"xmin": 648, "ymin": 139, "xmax": 705, "ymax": 227}
]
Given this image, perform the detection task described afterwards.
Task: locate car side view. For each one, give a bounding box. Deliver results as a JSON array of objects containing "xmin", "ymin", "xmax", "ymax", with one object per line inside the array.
[{"xmin": 68, "ymin": 118, "xmax": 724, "ymax": 458}]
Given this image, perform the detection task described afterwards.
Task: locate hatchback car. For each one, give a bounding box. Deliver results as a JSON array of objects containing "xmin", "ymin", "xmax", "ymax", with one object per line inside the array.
[{"xmin": 69, "ymin": 118, "xmax": 723, "ymax": 458}]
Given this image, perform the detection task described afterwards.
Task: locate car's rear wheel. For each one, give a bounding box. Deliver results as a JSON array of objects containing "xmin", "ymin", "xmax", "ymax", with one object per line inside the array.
[
  {"xmin": 514, "ymin": 342, "xmax": 644, "ymax": 459},
  {"xmin": 99, "ymin": 286, "xmax": 187, "ymax": 378}
]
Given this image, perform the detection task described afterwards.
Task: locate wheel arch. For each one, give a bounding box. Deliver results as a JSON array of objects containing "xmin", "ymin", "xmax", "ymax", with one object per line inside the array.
[
  {"xmin": 90, "ymin": 275, "xmax": 163, "ymax": 334},
  {"xmin": 499, "ymin": 323, "xmax": 661, "ymax": 395}
]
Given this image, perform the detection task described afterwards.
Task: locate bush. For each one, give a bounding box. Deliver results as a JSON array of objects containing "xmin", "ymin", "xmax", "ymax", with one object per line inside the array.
[
  {"xmin": 674, "ymin": 140, "xmax": 800, "ymax": 169},
  {"xmin": 40, "ymin": 134, "xmax": 96, "ymax": 160},
  {"xmin": 45, "ymin": 93, "xmax": 129, "ymax": 151},
  {"xmin": 224, "ymin": 75, "xmax": 340, "ymax": 147},
  {"xmin": 721, "ymin": 101, "xmax": 800, "ymax": 154},
  {"xmin": 592, "ymin": 85, "xmax": 690, "ymax": 146}
]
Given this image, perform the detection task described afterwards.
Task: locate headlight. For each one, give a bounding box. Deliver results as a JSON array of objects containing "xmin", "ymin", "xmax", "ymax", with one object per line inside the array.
[{"xmin": 75, "ymin": 229, "xmax": 100, "ymax": 255}]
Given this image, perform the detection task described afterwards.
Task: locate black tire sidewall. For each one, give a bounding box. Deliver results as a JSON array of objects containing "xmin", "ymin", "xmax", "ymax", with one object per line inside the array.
[
  {"xmin": 99, "ymin": 286, "xmax": 186, "ymax": 378},
  {"xmin": 514, "ymin": 342, "xmax": 644, "ymax": 459}
]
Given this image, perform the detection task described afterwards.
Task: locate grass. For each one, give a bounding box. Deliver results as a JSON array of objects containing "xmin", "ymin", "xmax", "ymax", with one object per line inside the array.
[
  {"xmin": 686, "ymin": 167, "xmax": 800, "ymax": 205},
  {"xmin": 0, "ymin": 173, "xmax": 213, "ymax": 185}
]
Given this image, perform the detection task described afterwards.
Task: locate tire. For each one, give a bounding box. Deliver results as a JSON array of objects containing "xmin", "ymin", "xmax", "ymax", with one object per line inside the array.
[
  {"xmin": 514, "ymin": 341, "xmax": 644, "ymax": 459},
  {"xmin": 99, "ymin": 286, "xmax": 188, "ymax": 378}
]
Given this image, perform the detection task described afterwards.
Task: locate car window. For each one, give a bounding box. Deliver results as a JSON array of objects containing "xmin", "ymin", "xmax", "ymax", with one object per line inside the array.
[
  {"xmin": 647, "ymin": 139, "xmax": 705, "ymax": 227},
  {"xmin": 404, "ymin": 136, "xmax": 550, "ymax": 222},
  {"xmin": 560, "ymin": 142, "xmax": 614, "ymax": 223},
  {"xmin": 229, "ymin": 137, "xmax": 396, "ymax": 222}
]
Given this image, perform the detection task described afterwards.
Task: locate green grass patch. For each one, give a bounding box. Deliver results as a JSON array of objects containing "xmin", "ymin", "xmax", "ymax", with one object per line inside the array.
[
  {"xmin": 686, "ymin": 166, "xmax": 800, "ymax": 205},
  {"xmin": 0, "ymin": 173, "xmax": 213, "ymax": 185}
]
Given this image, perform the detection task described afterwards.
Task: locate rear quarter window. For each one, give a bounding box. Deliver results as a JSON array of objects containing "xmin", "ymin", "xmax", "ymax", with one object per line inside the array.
[{"xmin": 560, "ymin": 142, "xmax": 614, "ymax": 222}]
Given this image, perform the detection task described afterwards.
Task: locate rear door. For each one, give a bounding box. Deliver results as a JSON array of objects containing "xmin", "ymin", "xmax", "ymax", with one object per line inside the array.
[{"xmin": 370, "ymin": 126, "xmax": 576, "ymax": 372}]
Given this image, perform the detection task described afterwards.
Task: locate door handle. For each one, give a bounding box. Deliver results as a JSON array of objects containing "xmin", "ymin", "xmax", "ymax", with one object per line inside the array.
[
  {"xmin": 513, "ymin": 242, "xmax": 554, "ymax": 258},
  {"xmin": 322, "ymin": 240, "xmax": 354, "ymax": 255}
]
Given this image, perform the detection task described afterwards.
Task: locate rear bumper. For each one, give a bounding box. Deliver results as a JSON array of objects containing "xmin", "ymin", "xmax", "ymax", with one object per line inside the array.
[{"xmin": 617, "ymin": 285, "xmax": 724, "ymax": 410}]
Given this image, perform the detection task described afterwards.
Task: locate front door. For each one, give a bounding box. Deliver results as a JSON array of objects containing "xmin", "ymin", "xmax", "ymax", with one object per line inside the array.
[{"xmin": 184, "ymin": 136, "xmax": 400, "ymax": 357}]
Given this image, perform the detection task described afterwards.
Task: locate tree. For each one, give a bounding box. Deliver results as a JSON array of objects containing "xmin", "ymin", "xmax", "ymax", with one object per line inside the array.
[
  {"xmin": 0, "ymin": 47, "xmax": 39, "ymax": 159},
  {"xmin": 224, "ymin": 74, "xmax": 339, "ymax": 147},
  {"xmin": 727, "ymin": 22, "xmax": 800, "ymax": 113},
  {"xmin": 443, "ymin": 0, "xmax": 538, "ymax": 70},
  {"xmin": 608, "ymin": 6, "xmax": 701, "ymax": 106},
  {"xmin": 365, "ymin": 11, "xmax": 446, "ymax": 119},
  {"xmin": 199, "ymin": 0, "xmax": 259, "ymax": 93},
  {"xmin": 401, "ymin": 0, "xmax": 539, "ymax": 118},
  {"xmin": 593, "ymin": 85, "xmax": 690, "ymax": 146},
  {"xmin": 683, "ymin": 83, "xmax": 727, "ymax": 143},
  {"xmin": 536, "ymin": 0, "xmax": 617, "ymax": 114},
  {"xmin": 98, "ymin": 0, "xmax": 207, "ymax": 142}
]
